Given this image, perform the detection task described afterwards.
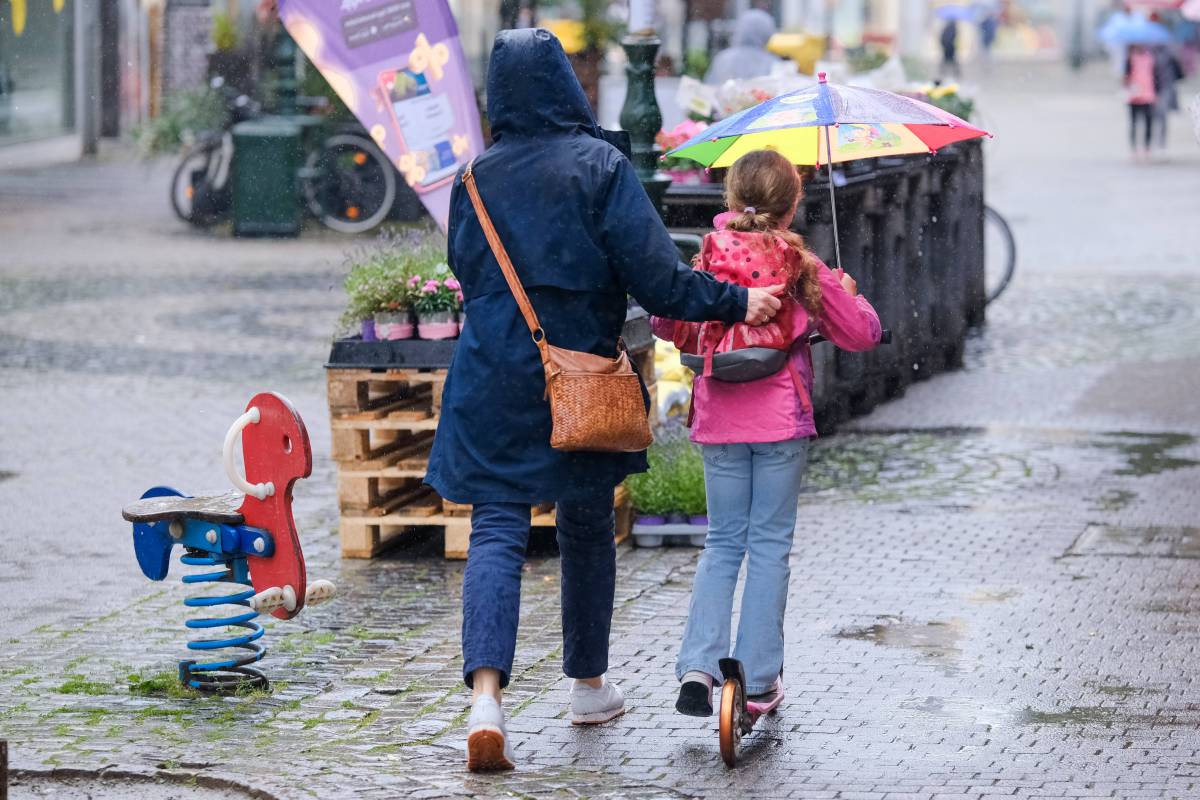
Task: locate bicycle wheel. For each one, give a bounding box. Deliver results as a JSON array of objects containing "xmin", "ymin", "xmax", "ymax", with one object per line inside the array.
[
  {"xmin": 983, "ymin": 205, "xmax": 1016, "ymax": 305},
  {"xmin": 170, "ymin": 137, "xmax": 231, "ymax": 228},
  {"xmin": 303, "ymin": 134, "xmax": 397, "ymax": 234}
]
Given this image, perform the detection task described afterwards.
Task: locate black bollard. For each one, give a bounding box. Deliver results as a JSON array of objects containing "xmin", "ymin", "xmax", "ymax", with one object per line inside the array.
[{"xmin": 1, "ymin": 739, "xmax": 8, "ymax": 800}]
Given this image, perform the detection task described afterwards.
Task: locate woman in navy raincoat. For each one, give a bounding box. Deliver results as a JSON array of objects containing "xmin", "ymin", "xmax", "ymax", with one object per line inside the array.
[{"xmin": 424, "ymin": 28, "xmax": 782, "ymax": 770}]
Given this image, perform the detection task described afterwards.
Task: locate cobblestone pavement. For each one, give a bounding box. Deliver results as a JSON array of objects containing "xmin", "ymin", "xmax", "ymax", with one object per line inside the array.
[{"xmin": 2, "ymin": 66, "xmax": 1199, "ymax": 799}]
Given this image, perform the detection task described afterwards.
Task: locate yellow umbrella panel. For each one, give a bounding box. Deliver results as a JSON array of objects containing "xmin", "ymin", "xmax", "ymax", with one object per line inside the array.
[{"xmin": 705, "ymin": 123, "xmax": 933, "ymax": 169}]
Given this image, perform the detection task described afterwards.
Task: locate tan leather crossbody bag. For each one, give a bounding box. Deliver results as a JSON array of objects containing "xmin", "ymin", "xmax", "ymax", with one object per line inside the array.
[{"xmin": 462, "ymin": 161, "xmax": 652, "ymax": 453}]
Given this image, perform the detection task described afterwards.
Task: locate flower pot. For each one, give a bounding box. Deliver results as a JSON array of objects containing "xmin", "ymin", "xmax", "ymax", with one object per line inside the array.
[
  {"xmin": 361, "ymin": 318, "xmax": 377, "ymax": 342},
  {"xmin": 375, "ymin": 311, "xmax": 413, "ymax": 340},
  {"xmin": 688, "ymin": 515, "xmax": 709, "ymax": 526},
  {"xmin": 417, "ymin": 311, "xmax": 459, "ymax": 340},
  {"xmin": 666, "ymin": 512, "xmax": 688, "ymax": 525},
  {"xmin": 635, "ymin": 514, "xmax": 666, "ymax": 526}
]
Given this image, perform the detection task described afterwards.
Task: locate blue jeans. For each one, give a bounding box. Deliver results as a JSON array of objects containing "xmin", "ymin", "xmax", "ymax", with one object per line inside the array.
[
  {"xmin": 676, "ymin": 439, "xmax": 809, "ymax": 695},
  {"xmin": 462, "ymin": 488, "xmax": 615, "ymax": 689}
]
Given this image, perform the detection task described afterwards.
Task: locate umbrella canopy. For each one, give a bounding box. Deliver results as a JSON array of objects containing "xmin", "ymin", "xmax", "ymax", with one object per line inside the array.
[
  {"xmin": 666, "ymin": 74, "xmax": 988, "ymax": 169},
  {"xmin": 665, "ymin": 73, "xmax": 990, "ymax": 272},
  {"xmin": 1099, "ymin": 14, "xmax": 1173, "ymax": 46},
  {"xmin": 936, "ymin": 5, "xmax": 978, "ymax": 22}
]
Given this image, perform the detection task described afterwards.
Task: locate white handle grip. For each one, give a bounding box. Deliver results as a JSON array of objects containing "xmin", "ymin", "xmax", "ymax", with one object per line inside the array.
[{"xmin": 223, "ymin": 407, "xmax": 275, "ymax": 501}]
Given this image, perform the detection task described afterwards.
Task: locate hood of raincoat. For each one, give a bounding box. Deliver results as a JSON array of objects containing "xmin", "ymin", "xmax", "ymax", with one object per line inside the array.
[
  {"xmin": 731, "ymin": 9, "xmax": 776, "ymax": 49},
  {"xmin": 487, "ymin": 28, "xmax": 601, "ymax": 140}
]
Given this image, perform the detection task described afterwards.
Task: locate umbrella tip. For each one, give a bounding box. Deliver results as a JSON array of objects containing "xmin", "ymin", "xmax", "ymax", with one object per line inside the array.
[{"xmin": 818, "ymin": 71, "xmax": 827, "ymax": 83}]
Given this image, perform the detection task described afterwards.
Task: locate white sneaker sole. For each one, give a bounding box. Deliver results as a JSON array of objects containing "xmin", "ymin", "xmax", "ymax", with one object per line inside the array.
[
  {"xmin": 466, "ymin": 725, "xmax": 514, "ymax": 771},
  {"xmin": 570, "ymin": 705, "xmax": 628, "ymax": 726}
]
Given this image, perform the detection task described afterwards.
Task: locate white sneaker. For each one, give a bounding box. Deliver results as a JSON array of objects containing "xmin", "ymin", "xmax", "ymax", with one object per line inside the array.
[
  {"xmin": 466, "ymin": 695, "xmax": 515, "ymax": 771},
  {"xmin": 570, "ymin": 677, "xmax": 627, "ymax": 725}
]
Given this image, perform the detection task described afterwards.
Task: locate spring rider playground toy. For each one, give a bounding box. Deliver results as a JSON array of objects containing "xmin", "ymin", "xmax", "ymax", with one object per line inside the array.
[{"xmin": 122, "ymin": 392, "xmax": 336, "ymax": 692}]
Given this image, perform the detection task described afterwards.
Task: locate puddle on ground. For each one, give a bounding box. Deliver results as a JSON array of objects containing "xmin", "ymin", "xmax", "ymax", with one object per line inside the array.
[
  {"xmin": 966, "ymin": 588, "xmax": 1020, "ymax": 604},
  {"xmin": 900, "ymin": 695, "xmax": 1015, "ymax": 728},
  {"xmin": 1017, "ymin": 705, "xmax": 1118, "ymax": 726},
  {"xmin": 1066, "ymin": 524, "xmax": 1200, "ymax": 559},
  {"xmin": 833, "ymin": 616, "xmax": 965, "ymax": 667},
  {"xmin": 1086, "ymin": 682, "xmax": 1164, "ymax": 697},
  {"xmin": 804, "ymin": 428, "xmax": 1055, "ymax": 505},
  {"xmin": 1093, "ymin": 488, "xmax": 1136, "ymax": 512},
  {"xmin": 1091, "ymin": 432, "xmax": 1198, "ymax": 477}
]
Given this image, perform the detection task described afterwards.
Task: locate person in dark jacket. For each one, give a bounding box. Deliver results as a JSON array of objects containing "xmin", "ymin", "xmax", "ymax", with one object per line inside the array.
[{"xmin": 424, "ymin": 28, "xmax": 783, "ymax": 771}]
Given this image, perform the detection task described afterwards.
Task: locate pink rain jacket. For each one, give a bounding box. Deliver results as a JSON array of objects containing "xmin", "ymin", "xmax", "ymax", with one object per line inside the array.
[{"xmin": 651, "ymin": 219, "xmax": 882, "ymax": 445}]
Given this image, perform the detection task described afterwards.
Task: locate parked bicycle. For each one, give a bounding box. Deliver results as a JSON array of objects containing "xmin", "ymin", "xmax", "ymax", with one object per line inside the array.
[
  {"xmin": 984, "ymin": 205, "xmax": 1016, "ymax": 305},
  {"xmin": 170, "ymin": 78, "xmax": 397, "ymax": 235}
]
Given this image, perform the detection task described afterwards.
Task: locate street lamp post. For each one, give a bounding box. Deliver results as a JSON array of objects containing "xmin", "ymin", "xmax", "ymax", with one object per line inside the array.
[{"xmin": 619, "ymin": 0, "xmax": 672, "ymax": 214}]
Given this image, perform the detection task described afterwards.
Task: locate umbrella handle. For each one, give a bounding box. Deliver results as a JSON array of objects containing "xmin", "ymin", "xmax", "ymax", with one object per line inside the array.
[{"xmin": 823, "ymin": 125, "xmax": 843, "ymax": 273}]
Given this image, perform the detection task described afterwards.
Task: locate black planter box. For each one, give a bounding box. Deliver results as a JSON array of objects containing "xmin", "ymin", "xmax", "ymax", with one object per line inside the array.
[{"xmin": 326, "ymin": 306, "xmax": 653, "ymax": 371}]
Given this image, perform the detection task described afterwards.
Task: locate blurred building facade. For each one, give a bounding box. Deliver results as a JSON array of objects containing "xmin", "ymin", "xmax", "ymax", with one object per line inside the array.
[{"xmin": 0, "ymin": 0, "xmax": 154, "ymax": 155}]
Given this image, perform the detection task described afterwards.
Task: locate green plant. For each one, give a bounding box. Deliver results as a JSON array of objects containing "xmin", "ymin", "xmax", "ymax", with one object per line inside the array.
[
  {"xmin": 845, "ymin": 44, "xmax": 888, "ymax": 74},
  {"xmin": 625, "ymin": 423, "xmax": 707, "ymax": 516},
  {"xmin": 300, "ymin": 56, "xmax": 353, "ymax": 122},
  {"xmin": 339, "ymin": 227, "xmax": 447, "ymax": 328},
  {"xmin": 926, "ymin": 91, "xmax": 974, "ymax": 122},
  {"xmin": 671, "ymin": 439, "xmax": 707, "ymax": 517},
  {"xmin": 131, "ymin": 87, "xmax": 228, "ymax": 155},
  {"xmin": 580, "ymin": 0, "xmax": 621, "ymax": 51},
  {"xmin": 211, "ymin": 12, "xmax": 238, "ymax": 52},
  {"xmin": 683, "ymin": 49, "xmax": 710, "ymax": 80}
]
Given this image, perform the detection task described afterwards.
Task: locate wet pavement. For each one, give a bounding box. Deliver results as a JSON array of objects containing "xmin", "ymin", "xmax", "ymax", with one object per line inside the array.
[{"xmin": 1, "ymin": 64, "xmax": 1199, "ymax": 799}]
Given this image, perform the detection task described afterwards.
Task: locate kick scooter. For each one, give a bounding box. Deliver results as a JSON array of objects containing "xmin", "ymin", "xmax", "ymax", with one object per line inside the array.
[{"xmin": 717, "ymin": 658, "xmax": 785, "ymax": 768}]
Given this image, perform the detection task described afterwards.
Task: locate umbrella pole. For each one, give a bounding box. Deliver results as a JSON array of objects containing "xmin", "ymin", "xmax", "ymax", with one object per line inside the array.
[{"xmin": 823, "ymin": 125, "xmax": 843, "ymax": 272}]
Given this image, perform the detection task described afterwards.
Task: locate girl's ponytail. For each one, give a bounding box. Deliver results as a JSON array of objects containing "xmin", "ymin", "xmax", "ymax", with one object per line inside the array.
[{"xmin": 724, "ymin": 150, "xmax": 823, "ymax": 317}]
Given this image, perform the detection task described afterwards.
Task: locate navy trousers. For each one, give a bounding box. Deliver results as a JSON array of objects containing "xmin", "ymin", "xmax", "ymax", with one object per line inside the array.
[{"xmin": 461, "ymin": 488, "xmax": 616, "ymax": 688}]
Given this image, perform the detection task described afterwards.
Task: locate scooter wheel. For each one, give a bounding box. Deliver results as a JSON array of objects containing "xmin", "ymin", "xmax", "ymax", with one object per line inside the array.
[{"xmin": 718, "ymin": 678, "xmax": 742, "ymax": 768}]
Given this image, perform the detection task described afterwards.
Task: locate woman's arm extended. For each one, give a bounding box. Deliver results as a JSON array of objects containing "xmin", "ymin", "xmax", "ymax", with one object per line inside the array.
[{"xmin": 598, "ymin": 158, "xmax": 748, "ymax": 323}]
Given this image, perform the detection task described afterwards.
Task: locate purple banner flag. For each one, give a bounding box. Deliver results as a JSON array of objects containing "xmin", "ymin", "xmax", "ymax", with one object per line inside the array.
[{"xmin": 278, "ymin": 0, "xmax": 484, "ymax": 229}]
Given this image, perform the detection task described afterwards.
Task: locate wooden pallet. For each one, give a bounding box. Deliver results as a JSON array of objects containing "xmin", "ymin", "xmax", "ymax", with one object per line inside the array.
[
  {"xmin": 340, "ymin": 488, "xmax": 632, "ymax": 559},
  {"xmin": 329, "ymin": 365, "xmax": 639, "ymax": 559}
]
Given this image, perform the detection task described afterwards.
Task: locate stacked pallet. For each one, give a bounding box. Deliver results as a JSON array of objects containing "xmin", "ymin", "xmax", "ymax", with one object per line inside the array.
[{"xmin": 328, "ymin": 367, "xmax": 633, "ymax": 559}]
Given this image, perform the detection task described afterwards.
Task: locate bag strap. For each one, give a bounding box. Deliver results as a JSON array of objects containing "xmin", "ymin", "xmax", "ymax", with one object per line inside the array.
[{"xmin": 462, "ymin": 160, "xmax": 547, "ymax": 352}]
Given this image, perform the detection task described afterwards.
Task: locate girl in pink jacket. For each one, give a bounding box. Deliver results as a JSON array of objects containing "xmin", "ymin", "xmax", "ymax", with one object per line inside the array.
[{"xmin": 651, "ymin": 149, "xmax": 881, "ymax": 715}]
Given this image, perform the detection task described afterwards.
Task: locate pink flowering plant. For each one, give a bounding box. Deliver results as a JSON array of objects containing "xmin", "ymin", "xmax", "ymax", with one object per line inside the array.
[
  {"xmin": 656, "ymin": 119, "xmax": 709, "ymax": 171},
  {"xmin": 411, "ymin": 266, "xmax": 462, "ymax": 315}
]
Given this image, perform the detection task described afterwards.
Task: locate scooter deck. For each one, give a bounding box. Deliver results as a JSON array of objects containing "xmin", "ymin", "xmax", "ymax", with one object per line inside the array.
[{"xmin": 746, "ymin": 687, "xmax": 785, "ymax": 719}]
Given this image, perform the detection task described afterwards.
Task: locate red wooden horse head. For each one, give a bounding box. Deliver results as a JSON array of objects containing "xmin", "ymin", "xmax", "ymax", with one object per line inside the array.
[{"xmin": 231, "ymin": 392, "xmax": 313, "ymax": 620}]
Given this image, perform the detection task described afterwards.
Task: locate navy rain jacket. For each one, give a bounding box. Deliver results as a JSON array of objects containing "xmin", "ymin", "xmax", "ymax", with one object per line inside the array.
[{"xmin": 425, "ymin": 28, "xmax": 748, "ymax": 504}]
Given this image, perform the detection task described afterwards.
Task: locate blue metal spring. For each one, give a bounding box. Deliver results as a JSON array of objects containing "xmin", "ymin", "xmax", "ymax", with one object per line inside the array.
[{"xmin": 179, "ymin": 549, "xmax": 268, "ymax": 692}]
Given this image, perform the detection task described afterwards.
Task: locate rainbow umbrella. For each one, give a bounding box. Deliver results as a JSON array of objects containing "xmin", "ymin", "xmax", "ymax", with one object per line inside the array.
[{"xmin": 666, "ymin": 72, "xmax": 989, "ymax": 270}]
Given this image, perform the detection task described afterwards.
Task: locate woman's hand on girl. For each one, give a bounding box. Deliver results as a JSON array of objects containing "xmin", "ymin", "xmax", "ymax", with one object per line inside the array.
[{"xmin": 744, "ymin": 284, "xmax": 786, "ymax": 325}]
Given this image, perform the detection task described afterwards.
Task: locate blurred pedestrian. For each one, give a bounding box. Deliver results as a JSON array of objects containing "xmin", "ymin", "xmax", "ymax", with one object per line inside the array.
[
  {"xmin": 705, "ymin": 9, "xmax": 782, "ymax": 84},
  {"xmin": 1151, "ymin": 44, "xmax": 1185, "ymax": 148},
  {"xmin": 979, "ymin": 11, "xmax": 999, "ymax": 64},
  {"xmin": 649, "ymin": 150, "xmax": 882, "ymax": 718},
  {"xmin": 426, "ymin": 28, "xmax": 783, "ymax": 772},
  {"xmin": 1125, "ymin": 43, "xmax": 1158, "ymax": 161},
  {"xmin": 940, "ymin": 20, "xmax": 961, "ymax": 80}
]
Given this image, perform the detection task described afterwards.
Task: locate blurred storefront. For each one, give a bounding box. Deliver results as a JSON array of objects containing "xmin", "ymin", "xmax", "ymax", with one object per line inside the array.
[
  {"xmin": 1, "ymin": 0, "xmax": 152, "ymax": 156},
  {"xmin": 0, "ymin": 0, "xmax": 77, "ymax": 144}
]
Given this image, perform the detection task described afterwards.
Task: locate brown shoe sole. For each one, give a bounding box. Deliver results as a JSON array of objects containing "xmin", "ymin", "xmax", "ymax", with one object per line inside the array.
[{"xmin": 466, "ymin": 728, "xmax": 514, "ymax": 772}]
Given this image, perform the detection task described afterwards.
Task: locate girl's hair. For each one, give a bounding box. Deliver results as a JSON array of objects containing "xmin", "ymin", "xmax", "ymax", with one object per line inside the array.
[{"xmin": 722, "ymin": 149, "xmax": 822, "ymax": 316}]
